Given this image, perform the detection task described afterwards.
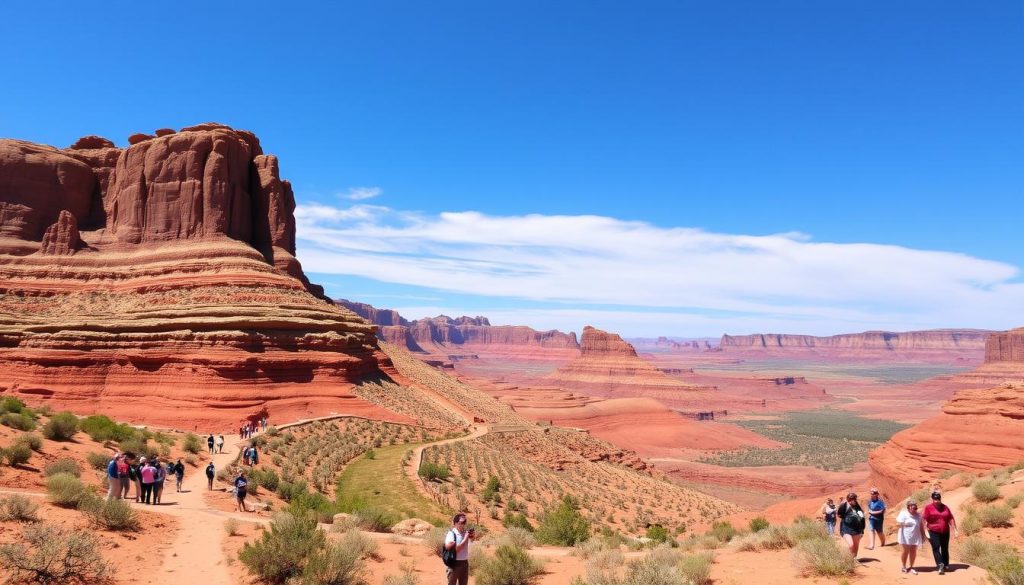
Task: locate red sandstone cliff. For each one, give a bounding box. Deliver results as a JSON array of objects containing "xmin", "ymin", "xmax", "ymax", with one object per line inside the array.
[
  {"xmin": 0, "ymin": 125, "xmax": 405, "ymax": 430},
  {"xmin": 721, "ymin": 329, "xmax": 990, "ymax": 353},
  {"xmin": 335, "ymin": 299, "xmax": 580, "ymax": 352},
  {"xmin": 869, "ymin": 327, "xmax": 1024, "ymax": 497}
]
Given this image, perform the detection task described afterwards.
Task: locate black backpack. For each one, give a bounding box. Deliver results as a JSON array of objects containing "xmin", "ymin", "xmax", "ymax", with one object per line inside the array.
[
  {"xmin": 841, "ymin": 503, "xmax": 865, "ymax": 530},
  {"xmin": 441, "ymin": 529, "xmax": 458, "ymax": 567}
]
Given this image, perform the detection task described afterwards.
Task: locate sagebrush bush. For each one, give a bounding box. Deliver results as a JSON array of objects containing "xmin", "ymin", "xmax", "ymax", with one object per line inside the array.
[
  {"xmin": 536, "ymin": 496, "xmax": 590, "ymax": 546},
  {"xmin": 80, "ymin": 415, "xmax": 137, "ymax": 442},
  {"xmin": 749, "ymin": 516, "xmax": 770, "ymax": 532},
  {"xmin": 708, "ymin": 521, "xmax": 737, "ymax": 543},
  {"xmin": 4, "ymin": 442, "xmax": 32, "ymax": 466},
  {"xmin": 0, "ymin": 494, "xmax": 39, "ymax": 522},
  {"xmin": 1007, "ymin": 494, "xmax": 1024, "ymax": 509},
  {"xmin": 793, "ymin": 537, "xmax": 856, "ymax": 576},
  {"xmin": 182, "ymin": 433, "xmax": 203, "ymax": 454},
  {"xmin": 79, "ymin": 495, "xmax": 139, "ymax": 530},
  {"xmin": 0, "ymin": 396, "xmax": 28, "ymax": 414},
  {"xmin": 474, "ymin": 543, "xmax": 544, "ymax": 585},
  {"xmin": 86, "ymin": 451, "xmax": 111, "ymax": 470},
  {"xmin": 424, "ymin": 526, "xmax": 449, "ymax": 557},
  {"xmin": 961, "ymin": 512, "xmax": 982, "ymax": 536},
  {"xmin": 41, "ymin": 412, "xmax": 78, "ymax": 441},
  {"xmin": 500, "ymin": 526, "xmax": 537, "ymax": 550},
  {"xmin": 418, "ymin": 461, "xmax": 450, "ymax": 481},
  {"xmin": 974, "ymin": 479, "xmax": 1002, "ymax": 503},
  {"xmin": 645, "ymin": 524, "xmax": 670, "ymax": 544},
  {"xmin": 17, "ymin": 433, "xmax": 42, "ymax": 452},
  {"xmin": 1, "ymin": 412, "xmax": 37, "ymax": 431},
  {"xmin": 46, "ymin": 472, "xmax": 90, "ymax": 508},
  {"xmin": 43, "ymin": 458, "xmax": 81, "ymax": 478},
  {"xmin": 979, "ymin": 504, "xmax": 1014, "ymax": 528},
  {"xmin": 0, "ymin": 523, "xmax": 109, "ymax": 584},
  {"xmin": 620, "ymin": 553, "xmax": 682, "ymax": 585},
  {"xmin": 354, "ymin": 507, "xmax": 397, "ymax": 533},
  {"xmin": 239, "ymin": 512, "xmax": 325, "ymax": 584},
  {"xmin": 503, "ymin": 512, "xmax": 534, "ymax": 532},
  {"xmin": 225, "ymin": 518, "xmax": 241, "ymax": 536},
  {"xmin": 789, "ymin": 516, "xmax": 828, "ymax": 543},
  {"xmin": 678, "ymin": 551, "xmax": 714, "ymax": 585}
]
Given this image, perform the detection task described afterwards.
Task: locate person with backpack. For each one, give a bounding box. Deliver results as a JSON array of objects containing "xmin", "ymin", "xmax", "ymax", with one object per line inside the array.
[
  {"xmin": 117, "ymin": 453, "xmax": 132, "ymax": 499},
  {"xmin": 866, "ymin": 488, "xmax": 887, "ymax": 549},
  {"xmin": 234, "ymin": 470, "xmax": 250, "ymax": 512},
  {"xmin": 173, "ymin": 459, "xmax": 185, "ymax": 492},
  {"xmin": 443, "ymin": 512, "xmax": 474, "ymax": 585},
  {"xmin": 820, "ymin": 497, "xmax": 837, "ymax": 536},
  {"xmin": 140, "ymin": 458, "xmax": 156, "ymax": 504},
  {"xmin": 153, "ymin": 460, "xmax": 166, "ymax": 505},
  {"xmin": 106, "ymin": 453, "xmax": 122, "ymax": 500},
  {"xmin": 205, "ymin": 462, "xmax": 216, "ymax": 490},
  {"xmin": 128, "ymin": 456, "xmax": 142, "ymax": 502},
  {"xmin": 837, "ymin": 492, "xmax": 866, "ymax": 558},
  {"xmin": 922, "ymin": 491, "xmax": 958, "ymax": 575},
  {"xmin": 207, "ymin": 434, "xmax": 215, "ymax": 454}
]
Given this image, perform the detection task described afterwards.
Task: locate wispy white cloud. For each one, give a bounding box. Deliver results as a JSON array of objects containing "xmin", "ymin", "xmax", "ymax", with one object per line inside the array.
[
  {"xmin": 294, "ymin": 203, "xmax": 1024, "ymax": 336},
  {"xmin": 340, "ymin": 186, "xmax": 383, "ymax": 201}
]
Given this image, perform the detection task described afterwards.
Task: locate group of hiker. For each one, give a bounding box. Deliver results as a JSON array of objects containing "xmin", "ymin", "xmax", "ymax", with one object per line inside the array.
[
  {"xmin": 239, "ymin": 416, "xmax": 268, "ymax": 439},
  {"xmin": 105, "ymin": 453, "xmax": 185, "ymax": 504},
  {"xmin": 822, "ymin": 488, "xmax": 959, "ymax": 575}
]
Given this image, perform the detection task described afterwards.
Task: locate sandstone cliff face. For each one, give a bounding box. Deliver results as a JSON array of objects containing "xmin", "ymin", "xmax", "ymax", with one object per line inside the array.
[
  {"xmin": 0, "ymin": 125, "xmax": 400, "ymax": 430},
  {"xmin": 869, "ymin": 328, "xmax": 1024, "ymax": 497},
  {"xmin": 336, "ymin": 299, "xmax": 580, "ymax": 352},
  {"xmin": 721, "ymin": 329, "xmax": 990, "ymax": 353},
  {"xmin": 545, "ymin": 326, "xmax": 707, "ymax": 398}
]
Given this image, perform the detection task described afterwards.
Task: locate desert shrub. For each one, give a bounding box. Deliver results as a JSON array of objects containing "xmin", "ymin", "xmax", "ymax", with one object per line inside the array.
[
  {"xmin": 620, "ymin": 552, "xmax": 682, "ymax": 585},
  {"xmin": 958, "ymin": 472, "xmax": 976, "ymax": 487},
  {"xmin": 79, "ymin": 414, "xmax": 137, "ymax": 442},
  {"xmin": 677, "ymin": 551, "xmax": 714, "ymax": 585},
  {"xmin": 645, "ymin": 524, "xmax": 670, "ymax": 544},
  {"xmin": 424, "ymin": 526, "xmax": 449, "ymax": 557},
  {"xmin": 418, "ymin": 461, "xmax": 450, "ymax": 482},
  {"xmin": 474, "ymin": 543, "xmax": 544, "ymax": 585},
  {"xmin": 0, "ymin": 523, "xmax": 109, "ymax": 584},
  {"xmin": 979, "ymin": 504, "xmax": 1014, "ymax": 528},
  {"xmin": 963, "ymin": 510, "xmax": 983, "ymax": 535},
  {"xmin": 974, "ymin": 479, "xmax": 1002, "ymax": 503},
  {"xmin": 80, "ymin": 496, "xmax": 139, "ymax": 530},
  {"xmin": 1, "ymin": 412, "xmax": 37, "ymax": 431},
  {"xmin": 0, "ymin": 396, "xmax": 28, "ymax": 414},
  {"xmin": 0, "ymin": 495, "xmax": 39, "ymax": 522},
  {"xmin": 1008, "ymin": 494, "xmax": 1024, "ymax": 509},
  {"xmin": 181, "ymin": 433, "xmax": 203, "ymax": 454},
  {"xmin": 250, "ymin": 468, "xmax": 281, "ymax": 492},
  {"xmin": 86, "ymin": 451, "xmax": 111, "ymax": 470},
  {"xmin": 46, "ymin": 472, "xmax": 90, "ymax": 508},
  {"xmin": 749, "ymin": 516, "xmax": 770, "ymax": 532},
  {"xmin": 119, "ymin": 437, "xmax": 157, "ymax": 460},
  {"xmin": 958, "ymin": 536, "xmax": 1011, "ymax": 566},
  {"xmin": 239, "ymin": 512, "xmax": 326, "ymax": 584},
  {"xmin": 383, "ymin": 569, "xmax": 420, "ymax": 585},
  {"xmin": 16, "ymin": 433, "xmax": 42, "ymax": 451},
  {"xmin": 910, "ymin": 486, "xmax": 933, "ymax": 503},
  {"xmin": 708, "ymin": 521, "xmax": 737, "ymax": 543},
  {"xmin": 4, "ymin": 442, "xmax": 32, "ymax": 466},
  {"xmin": 225, "ymin": 518, "xmax": 241, "ymax": 536},
  {"xmin": 536, "ymin": 496, "xmax": 590, "ymax": 546},
  {"xmin": 41, "ymin": 412, "xmax": 78, "ymax": 441},
  {"xmin": 503, "ymin": 512, "xmax": 534, "ymax": 532},
  {"xmin": 500, "ymin": 526, "xmax": 537, "ymax": 550},
  {"xmin": 266, "ymin": 425, "xmax": 280, "ymax": 436},
  {"xmin": 44, "ymin": 458, "xmax": 81, "ymax": 478},
  {"xmin": 789, "ymin": 516, "xmax": 828, "ymax": 543},
  {"xmin": 482, "ymin": 476, "xmax": 502, "ymax": 502},
  {"xmin": 793, "ymin": 537, "xmax": 856, "ymax": 576},
  {"xmin": 990, "ymin": 556, "xmax": 1024, "ymax": 585},
  {"xmin": 353, "ymin": 507, "xmax": 398, "ymax": 533}
]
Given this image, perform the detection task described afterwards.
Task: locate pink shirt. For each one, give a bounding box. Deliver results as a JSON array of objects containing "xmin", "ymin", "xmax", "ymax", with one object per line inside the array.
[{"xmin": 141, "ymin": 465, "xmax": 156, "ymax": 484}]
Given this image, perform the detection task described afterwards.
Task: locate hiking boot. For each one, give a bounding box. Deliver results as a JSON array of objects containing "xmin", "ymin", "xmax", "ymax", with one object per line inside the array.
[{"xmin": 938, "ymin": 564, "xmax": 945, "ymax": 575}]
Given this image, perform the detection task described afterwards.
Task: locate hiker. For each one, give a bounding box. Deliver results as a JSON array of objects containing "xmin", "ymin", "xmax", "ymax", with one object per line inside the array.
[
  {"xmin": 205, "ymin": 462, "xmax": 216, "ymax": 490},
  {"xmin": 173, "ymin": 459, "xmax": 185, "ymax": 492},
  {"xmin": 207, "ymin": 433, "xmax": 215, "ymax": 454},
  {"xmin": 118, "ymin": 453, "xmax": 132, "ymax": 499},
  {"xmin": 250, "ymin": 444, "xmax": 259, "ymax": 466},
  {"xmin": 922, "ymin": 491, "xmax": 958, "ymax": 575},
  {"xmin": 106, "ymin": 453, "xmax": 122, "ymax": 500},
  {"xmin": 234, "ymin": 470, "xmax": 249, "ymax": 512},
  {"xmin": 837, "ymin": 492, "xmax": 866, "ymax": 558},
  {"xmin": 238, "ymin": 425, "xmax": 244, "ymax": 440},
  {"xmin": 867, "ymin": 488, "xmax": 887, "ymax": 549},
  {"xmin": 821, "ymin": 497, "xmax": 837, "ymax": 536},
  {"xmin": 216, "ymin": 434, "xmax": 225, "ymax": 454},
  {"xmin": 129, "ymin": 455, "xmax": 142, "ymax": 502},
  {"xmin": 140, "ymin": 458, "xmax": 156, "ymax": 504},
  {"xmin": 443, "ymin": 513, "xmax": 473, "ymax": 585},
  {"xmin": 153, "ymin": 459, "xmax": 166, "ymax": 505},
  {"xmin": 896, "ymin": 498, "xmax": 927, "ymax": 574},
  {"xmin": 261, "ymin": 417, "xmax": 267, "ymax": 431}
]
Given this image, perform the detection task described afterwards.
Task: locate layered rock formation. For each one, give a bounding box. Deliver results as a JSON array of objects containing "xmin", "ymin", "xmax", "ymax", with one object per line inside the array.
[
  {"xmin": 336, "ymin": 299, "xmax": 579, "ymax": 353},
  {"xmin": 869, "ymin": 327, "xmax": 1024, "ymax": 496},
  {"xmin": 544, "ymin": 326, "xmax": 709, "ymax": 399},
  {"xmin": 721, "ymin": 329, "xmax": 990, "ymax": 357},
  {"xmin": 0, "ymin": 125, "xmax": 404, "ymax": 430}
]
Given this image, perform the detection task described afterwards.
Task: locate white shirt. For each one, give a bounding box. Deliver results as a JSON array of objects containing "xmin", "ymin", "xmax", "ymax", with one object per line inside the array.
[
  {"xmin": 896, "ymin": 510, "xmax": 923, "ymax": 545},
  {"xmin": 444, "ymin": 528, "xmax": 470, "ymax": 561}
]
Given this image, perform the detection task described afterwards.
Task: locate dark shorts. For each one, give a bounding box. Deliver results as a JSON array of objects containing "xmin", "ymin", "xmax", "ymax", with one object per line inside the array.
[
  {"xmin": 236, "ymin": 489, "xmax": 247, "ymax": 501},
  {"xmin": 869, "ymin": 517, "xmax": 883, "ymax": 530},
  {"xmin": 840, "ymin": 524, "xmax": 864, "ymax": 536}
]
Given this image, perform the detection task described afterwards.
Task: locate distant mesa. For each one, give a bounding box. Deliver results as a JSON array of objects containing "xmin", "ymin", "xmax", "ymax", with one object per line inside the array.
[
  {"xmin": 336, "ymin": 299, "xmax": 580, "ymax": 353},
  {"xmin": 628, "ymin": 336, "xmax": 717, "ymax": 351},
  {"xmin": 720, "ymin": 329, "xmax": 991, "ymax": 361},
  {"xmin": 869, "ymin": 327, "xmax": 1024, "ymax": 497},
  {"xmin": 0, "ymin": 124, "xmax": 405, "ymax": 429}
]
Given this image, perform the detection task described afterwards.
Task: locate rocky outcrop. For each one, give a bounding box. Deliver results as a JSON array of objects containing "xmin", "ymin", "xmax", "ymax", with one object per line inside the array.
[
  {"xmin": 721, "ymin": 329, "xmax": 991, "ymax": 353},
  {"xmin": 0, "ymin": 125, "xmax": 405, "ymax": 430},
  {"xmin": 545, "ymin": 326, "xmax": 707, "ymax": 399},
  {"xmin": 335, "ymin": 299, "xmax": 580, "ymax": 352},
  {"xmin": 870, "ymin": 328, "xmax": 1024, "ymax": 497}
]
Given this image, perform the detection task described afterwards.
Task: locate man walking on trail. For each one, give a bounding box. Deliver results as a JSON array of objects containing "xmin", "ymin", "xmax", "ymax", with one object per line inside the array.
[
  {"xmin": 867, "ymin": 488, "xmax": 887, "ymax": 549},
  {"xmin": 206, "ymin": 462, "xmax": 216, "ymax": 490},
  {"xmin": 207, "ymin": 433, "xmax": 215, "ymax": 454},
  {"xmin": 443, "ymin": 513, "xmax": 473, "ymax": 585}
]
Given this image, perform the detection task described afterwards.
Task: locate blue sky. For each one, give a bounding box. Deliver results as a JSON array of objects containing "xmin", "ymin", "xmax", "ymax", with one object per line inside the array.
[{"xmin": 3, "ymin": 1, "xmax": 1022, "ymax": 336}]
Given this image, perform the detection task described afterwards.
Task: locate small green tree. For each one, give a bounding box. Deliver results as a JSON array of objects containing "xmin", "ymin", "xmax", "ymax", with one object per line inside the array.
[
  {"xmin": 482, "ymin": 476, "xmax": 502, "ymax": 502},
  {"xmin": 646, "ymin": 524, "xmax": 670, "ymax": 544},
  {"xmin": 535, "ymin": 495, "xmax": 590, "ymax": 546},
  {"xmin": 42, "ymin": 412, "xmax": 78, "ymax": 441}
]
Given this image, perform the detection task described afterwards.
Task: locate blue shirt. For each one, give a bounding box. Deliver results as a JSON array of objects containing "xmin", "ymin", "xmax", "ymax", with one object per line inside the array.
[
  {"xmin": 869, "ymin": 498, "xmax": 886, "ymax": 518},
  {"xmin": 106, "ymin": 459, "xmax": 118, "ymax": 479}
]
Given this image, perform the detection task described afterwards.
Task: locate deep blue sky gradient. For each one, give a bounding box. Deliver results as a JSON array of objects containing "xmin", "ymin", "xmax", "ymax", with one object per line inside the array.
[{"xmin": 2, "ymin": 1, "xmax": 1022, "ymax": 333}]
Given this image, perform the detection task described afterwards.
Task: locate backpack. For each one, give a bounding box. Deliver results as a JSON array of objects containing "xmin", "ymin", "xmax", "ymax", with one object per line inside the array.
[
  {"xmin": 441, "ymin": 530, "xmax": 458, "ymax": 567},
  {"xmin": 841, "ymin": 503, "xmax": 865, "ymax": 530}
]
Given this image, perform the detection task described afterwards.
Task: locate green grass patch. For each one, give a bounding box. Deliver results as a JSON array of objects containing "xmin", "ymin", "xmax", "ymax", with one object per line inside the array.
[
  {"xmin": 334, "ymin": 442, "xmax": 446, "ymax": 526},
  {"xmin": 698, "ymin": 410, "xmax": 910, "ymax": 471}
]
